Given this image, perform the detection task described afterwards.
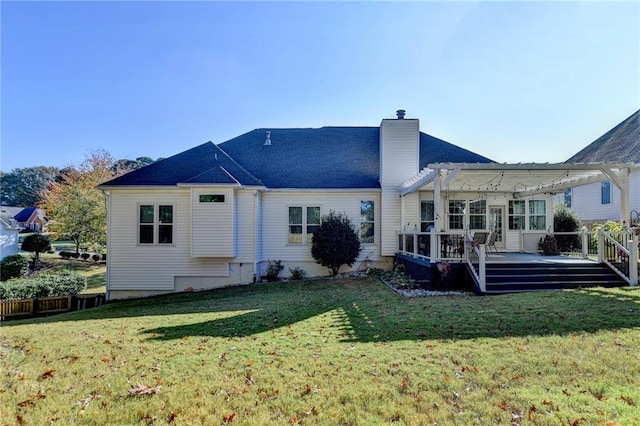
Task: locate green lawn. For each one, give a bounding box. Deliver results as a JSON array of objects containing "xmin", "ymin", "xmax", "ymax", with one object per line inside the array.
[
  {"xmin": 1, "ymin": 278, "xmax": 639, "ymax": 425},
  {"xmin": 30, "ymin": 253, "xmax": 106, "ymax": 294}
]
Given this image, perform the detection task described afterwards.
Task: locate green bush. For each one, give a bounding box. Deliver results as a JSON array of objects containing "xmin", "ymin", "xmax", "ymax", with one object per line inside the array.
[
  {"xmin": 554, "ymin": 204, "xmax": 580, "ymax": 252},
  {"xmin": 60, "ymin": 251, "xmax": 72, "ymax": 259},
  {"xmin": 92, "ymin": 254, "xmax": 100, "ymax": 262},
  {"xmin": 80, "ymin": 253, "xmax": 90, "ymax": 260},
  {"xmin": 0, "ymin": 271, "xmax": 86, "ymax": 300},
  {"xmin": 311, "ymin": 210, "xmax": 361, "ymax": 276},
  {"xmin": 1, "ymin": 255, "xmax": 29, "ymax": 281},
  {"xmin": 539, "ymin": 234, "xmax": 560, "ymax": 256},
  {"xmin": 288, "ymin": 266, "xmax": 307, "ymax": 281},
  {"xmin": 265, "ymin": 259, "xmax": 284, "ymax": 282}
]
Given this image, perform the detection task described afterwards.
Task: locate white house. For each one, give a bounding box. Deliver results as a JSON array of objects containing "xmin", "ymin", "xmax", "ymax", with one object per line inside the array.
[
  {"xmin": 0, "ymin": 216, "xmax": 21, "ymax": 260},
  {"xmin": 564, "ymin": 109, "xmax": 640, "ymax": 228},
  {"xmin": 99, "ymin": 110, "xmax": 638, "ymax": 299}
]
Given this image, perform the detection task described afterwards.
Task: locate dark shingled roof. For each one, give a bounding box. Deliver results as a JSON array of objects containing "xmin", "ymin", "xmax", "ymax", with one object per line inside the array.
[
  {"xmin": 101, "ymin": 142, "xmax": 263, "ymax": 187},
  {"xmin": 13, "ymin": 207, "xmax": 37, "ymax": 222},
  {"xmin": 101, "ymin": 126, "xmax": 493, "ymax": 188},
  {"xmin": 566, "ymin": 110, "xmax": 640, "ymax": 163}
]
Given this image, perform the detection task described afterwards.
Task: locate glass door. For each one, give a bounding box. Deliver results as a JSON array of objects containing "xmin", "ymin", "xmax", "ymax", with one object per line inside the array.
[{"xmin": 489, "ymin": 206, "xmax": 504, "ymax": 248}]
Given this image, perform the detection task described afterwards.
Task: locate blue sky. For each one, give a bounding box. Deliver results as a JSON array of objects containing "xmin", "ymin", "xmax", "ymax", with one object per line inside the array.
[{"xmin": 2, "ymin": 1, "xmax": 639, "ymax": 172}]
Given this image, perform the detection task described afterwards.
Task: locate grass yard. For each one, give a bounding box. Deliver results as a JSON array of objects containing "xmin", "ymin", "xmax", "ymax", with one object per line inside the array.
[
  {"xmin": 1, "ymin": 278, "xmax": 639, "ymax": 425},
  {"xmin": 29, "ymin": 253, "xmax": 106, "ymax": 294}
]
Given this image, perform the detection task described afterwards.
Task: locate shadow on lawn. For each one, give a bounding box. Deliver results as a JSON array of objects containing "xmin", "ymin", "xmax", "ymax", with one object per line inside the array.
[{"xmin": 5, "ymin": 279, "xmax": 640, "ymax": 343}]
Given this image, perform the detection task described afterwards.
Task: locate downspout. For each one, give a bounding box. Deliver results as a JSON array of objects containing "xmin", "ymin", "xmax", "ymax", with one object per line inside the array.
[
  {"xmin": 253, "ymin": 190, "xmax": 260, "ymax": 283},
  {"xmin": 103, "ymin": 190, "xmax": 111, "ymax": 301}
]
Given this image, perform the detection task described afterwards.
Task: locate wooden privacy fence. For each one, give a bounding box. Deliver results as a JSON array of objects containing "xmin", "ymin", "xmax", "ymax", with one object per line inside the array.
[{"xmin": 0, "ymin": 293, "xmax": 106, "ymax": 320}]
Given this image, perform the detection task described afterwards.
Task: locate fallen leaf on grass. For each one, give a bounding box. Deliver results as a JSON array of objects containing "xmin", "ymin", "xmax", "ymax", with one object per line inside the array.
[
  {"xmin": 223, "ymin": 412, "xmax": 237, "ymax": 423},
  {"xmin": 77, "ymin": 393, "xmax": 101, "ymax": 409},
  {"xmin": 127, "ymin": 382, "xmax": 161, "ymax": 396},
  {"xmin": 619, "ymin": 395, "xmax": 635, "ymax": 405},
  {"xmin": 39, "ymin": 370, "xmax": 55, "ymax": 379}
]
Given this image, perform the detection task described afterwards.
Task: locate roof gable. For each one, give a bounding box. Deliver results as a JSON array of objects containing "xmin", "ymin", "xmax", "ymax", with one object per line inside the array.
[
  {"xmin": 100, "ymin": 142, "xmax": 263, "ymax": 187},
  {"xmin": 566, "ymin": 110, "xmax": 640, "ymax": 163}
]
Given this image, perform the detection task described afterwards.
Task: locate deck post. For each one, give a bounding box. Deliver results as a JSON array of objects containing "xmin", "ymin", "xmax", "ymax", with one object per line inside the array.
[
  {"xmin": 630, "ymin": 234, "xmax": 638, "ymax": 286},
  {"xmin": 478, "ymin": 244, "xmax": 486, "ymax": 292},
  {"xmin": 413, "ymin": 234, "xmax": 418, "ymax": 257},
  {"xmin": 597, "ymin": 229, "xmax": 604, "ymax": 263},
  {"xmin": 430, "ymin": 230, "xmax": 438, "ymax": 262},
  {"xmin": 581, "ymin": 228, "xmax": 589, "ymax": 259}
]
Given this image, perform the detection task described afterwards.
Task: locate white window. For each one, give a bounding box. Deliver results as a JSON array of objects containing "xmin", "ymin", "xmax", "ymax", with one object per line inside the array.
[
  {"xmin": 468, "ymin": 200, "xmax": 486, "ymax": 230},
  {"xmin": 199, "ymin": 194, "xmax": 225, "ymax": 203},
  {"xmin": 139, "ymin": 204, "xmax": 174, "ymax": 244},
  {"xmin": 601, "ymin": 181, "xmax": 611, "ymax": 205},
  {"xmin": 508, "ymin": 200, "xmax": 525, "ymax": 230},
  {"xmin": 529, "ymin": 200, "xmax": 546, "ymax": 230},
  {"xmin": 448, "ymin": 200, "xmax": 465, "ymax": 230},
  {"xmin": 420, "ymin": 201, "xmax": 434, "ymax": 231},
  {"xmin": 360, "ymin": 200, "xmax": 375, "ymax": 243},
  {"xmin": 289, "ymin": 206, "xmax": 320, "ymax": 244},
  {"xmin": 564, "ymin": 188, "xmax": 572, "ymax": 208}
]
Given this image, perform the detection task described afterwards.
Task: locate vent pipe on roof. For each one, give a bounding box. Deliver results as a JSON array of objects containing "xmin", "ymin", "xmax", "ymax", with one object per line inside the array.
[
  {"xmin": 264, "ymin": 131, "xmax": 271, "ymax": 146},
  {"xmin": 396, "ymin": 109, "xmax": 406, "ymax": 119}
]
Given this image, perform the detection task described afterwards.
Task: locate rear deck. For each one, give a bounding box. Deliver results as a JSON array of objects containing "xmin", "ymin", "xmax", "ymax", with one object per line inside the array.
[{"xmin": 396, "ymin": 230, "xmax": 639, "ymax": 294}]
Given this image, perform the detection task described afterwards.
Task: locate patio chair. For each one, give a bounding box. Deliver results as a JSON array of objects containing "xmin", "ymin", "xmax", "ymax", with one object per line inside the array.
[
  {"xmin": 473, "ymin": 231, "xmax": 489, "ymax": 245},
  {"xmin": 486, "ymin": 231, "xmax": 498, "ymax": 254}
]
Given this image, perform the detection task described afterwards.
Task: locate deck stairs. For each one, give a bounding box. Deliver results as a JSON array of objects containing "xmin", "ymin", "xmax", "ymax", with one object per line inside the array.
[{"xmin": 483, "ymin": 262, "xmax": 627, "ymax": 293}]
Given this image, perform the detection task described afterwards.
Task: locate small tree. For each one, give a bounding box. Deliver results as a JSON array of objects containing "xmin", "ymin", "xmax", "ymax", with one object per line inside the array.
[
  {"xmin": 21, "ymin": 233, "xmax": 52, "ymax": 269},
  {"xmin": 311, "ymin": 211, "xmax": 361, "ymax": 276}
]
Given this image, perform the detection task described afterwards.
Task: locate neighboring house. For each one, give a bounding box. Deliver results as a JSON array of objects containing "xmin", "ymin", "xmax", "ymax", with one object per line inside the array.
[
  {"xmin": 100, "ymin": 110, "xmax": 638, "ymax": 299},
  {"xmin": 12, "ymin": 207, "xmax": 47, "ymax": 232},
  {"xmin": 0, "ymin": 216, "xmax": 21, "ymax": 260},
  {"xmin": 564, "ymin": 109, "xmax": 640, "ymax": 227}
]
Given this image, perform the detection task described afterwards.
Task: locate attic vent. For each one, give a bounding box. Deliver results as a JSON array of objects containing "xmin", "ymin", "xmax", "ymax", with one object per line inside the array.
[
  {"xmin": 264, "ymin": 131, "xmax": 271, "ymax": 146},
  {"xmin": 396, "ymin": 109, "xmax": 406, "ymax": 119}
]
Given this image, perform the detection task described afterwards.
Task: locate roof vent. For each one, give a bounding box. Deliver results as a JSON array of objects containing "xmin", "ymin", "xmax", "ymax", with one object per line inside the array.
[
  {"xmin": 264, "ymin": 131, "xmax": 271, "ymax": 146},
  {"xmin": 396, "ymin": 109, "xmax": 406, "ymax": 119}
]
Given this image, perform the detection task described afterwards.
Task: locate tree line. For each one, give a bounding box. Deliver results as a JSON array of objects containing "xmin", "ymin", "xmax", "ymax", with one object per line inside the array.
[{"xmin": 1, "ymin": 152, "xmax": 159, "ymax": 253}]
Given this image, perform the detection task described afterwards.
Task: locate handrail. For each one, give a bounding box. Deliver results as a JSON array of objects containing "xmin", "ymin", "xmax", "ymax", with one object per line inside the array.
[
  {"xmin": 464, "ymin": 229, "xmax": 486, "ymax": 292},
  {"xmin": 600, "ymin": 230, "xmax": 638, "ymax": 285}
]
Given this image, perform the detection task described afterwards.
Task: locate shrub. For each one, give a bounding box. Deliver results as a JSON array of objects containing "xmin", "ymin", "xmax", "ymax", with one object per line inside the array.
[
  {"xmin": 311, "ymin": 211, "xmax": 361, "ymax": 276},
  {"xmin": 539, "ymin": 234, "xmax": 560, "ymax": 256},
  {"xmin": 70, "ymin": 252, "xmax": 80, "ymax": 259},
  {"xmin": 554, "ymin": 204, "xmax": 580, "ymax": 252},
  {"xmin": 101, "ymin": 253, "xmax": 107, "ymax": 261},
  {"xmin": 92, "ymin": 254, "xmax": 100, "ymax": 262},
  {"xmin": 288, "ymin": 266, "xmax": 307, "ymax": 281},
  {"xmin": 0, "ymin": 271, "xmax": 86, "ymax": 300},
  {"xmin": 265, "ymin": 259, "xmax": 284, "ymax": 282},
  {"xmin": 59, "ymin": 251, "xmax": 72, "ymax": 259},
  {"xmin": 80, "ymin": 253, "xmax": 90, "ymax": 261},
  {"xmin": 1, "ymin": 255, "xmax": 29, "ymax": 281}
]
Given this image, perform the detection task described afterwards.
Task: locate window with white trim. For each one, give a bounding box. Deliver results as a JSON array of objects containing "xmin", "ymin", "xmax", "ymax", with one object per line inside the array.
[
  {"xmin": 508, "ymin": 200, "xmax": 525, "ymax": 230},
  {"xmin": 448, "ymin": 200, "xmax": 465, "ymax": 230},
  {"xmin": 139, "ymin": 204, "xmax": 174, "ymax": 244},
  {"xmin": 468, "ymin": 199, "xmax": 486, "ymax": 230},
  {"xmin": 420, "ymin": 200, "xmax": 435, "ymax": 231},
  {"xmin": 529, "ymin": 200, "xmax": 546, "ymax": 230},
  {"xmin": 289, "ymin": 206, "xmax": 320, "ymax": 244},
  {"xmin": 601, "ymin": 181, "xmax": 611, "ymax": 205},
  {"xmin": 564, "ymin": 188, "xmax": 572, "ymax": 208},
  {"xmin": 360, "ymin": 200, "xmax": 375, "ymax": 243}
]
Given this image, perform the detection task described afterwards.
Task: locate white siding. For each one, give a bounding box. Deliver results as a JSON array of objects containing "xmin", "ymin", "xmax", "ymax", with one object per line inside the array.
[
  {"xmin": 379, "ymin": 118, "xmax": 420, "ymax": 255},
  {"xmin": 191, "ymin": 188, "xmax": 236, "ymax": 257},
  {"xmin": 571, "ymin": 182, "xmax": 623, "ymax": 222},
  {"xmin": 106, "ymin": 188, "xmax": 256, "ymax": 295},
  {"xmin": 0, "ymin": 223, "xmax": 19, "ymax": 260},
  {"xmin": 260, "ymin": 191, "xmax": 384, "ymax": 274}
]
